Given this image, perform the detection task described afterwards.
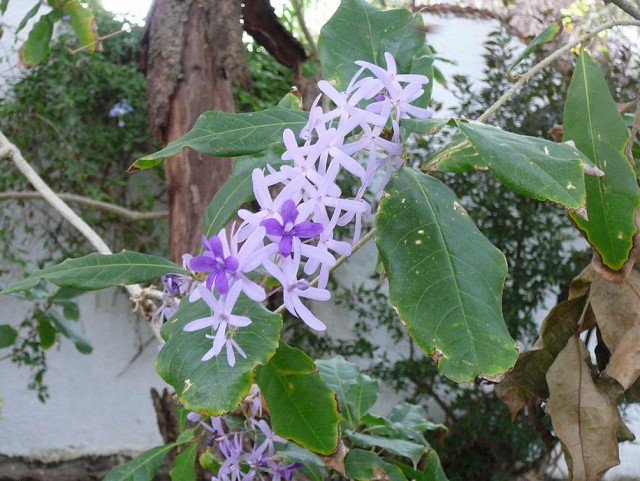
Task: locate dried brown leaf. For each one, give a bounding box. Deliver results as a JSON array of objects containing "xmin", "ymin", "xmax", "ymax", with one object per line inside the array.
[
  {"xmin": 546, "ymin": 338, "xmax": 621, "ymax": 481},
  {"xmin": 592, "ymin": 270, "xmax": 640, "ymax": 389},
  {"xmin": 569, "ymin": 265, "xmax": 596, "ymax": 300},
  {"xmin": 496, "ymin": 297, "xmax": 586, "ymax": 417}
]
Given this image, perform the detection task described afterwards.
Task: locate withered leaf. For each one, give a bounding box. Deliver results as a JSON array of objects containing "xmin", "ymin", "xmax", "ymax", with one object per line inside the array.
[
  {"xmin": 546, "ymin": 337, "xmax": 621, "ymax": 481},
  {"xmin": 569, "ymin": 264, "xmax": 596, "ymax": 300},
  {"xmin": 496, "ymin": 296, "xmax": 586, "ymax": 417},
  {"xmin": 592, "ymin": 270, "xmax": 640, "ymax": 389}
]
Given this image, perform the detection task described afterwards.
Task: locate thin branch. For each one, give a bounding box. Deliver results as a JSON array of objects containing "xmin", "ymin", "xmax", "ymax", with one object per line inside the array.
[
  {"xmin": 68, "ymin": 28, "xmax": 126, "ymax": 55},
  {"xmin": 291, "ymin": 0, "xmax": 319, "ymax": 59},
  {"xmin": 626, "ymin": 97, "xmax": 640, "ymax": 167},
  {"xmin": 604, "ymin": 0, "xmax": 640, "ymax": 20},
  {"xmin": 0, "ymin": 130, "xmax": 164, "ymax": 340},
  {"xmin": 477, "ymin": 19, "xmax": 640, "ymax": 123},
  {"xmin": 0, "ymin": 191, "xmax": 168, "ymax": 220}
]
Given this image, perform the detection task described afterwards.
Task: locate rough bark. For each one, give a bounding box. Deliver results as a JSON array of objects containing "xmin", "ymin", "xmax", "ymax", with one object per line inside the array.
[{"xmin": 142, "ymin": 0, "xmax": 248, "ymax": 261}]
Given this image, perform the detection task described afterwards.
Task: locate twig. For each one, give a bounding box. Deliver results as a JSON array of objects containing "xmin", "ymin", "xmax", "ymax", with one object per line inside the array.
[
  {"xmin": 274, "ymin": 227, "xmax": 378, "ymax": 314},
  {"xmin": 604, "ymin": 0, "xmax": 640, "ymax": 20},
  {"xmin": 291, "ymin": 0, "xmax": 319, "ymax": 59},
  {"xmin": 0, "ymin": 191, "xmax": 167, "ymax": 220},
  {"xmin": 477, "ymin": 19, "xmax": 640, "ymax": 123},
  {"xmin": 0, "ymin": 129, "xmax": 163, "ymax": 341},
  {"xmin": 626, "ymin": 98, "xmax": 640, "ymax": 167},
  {"xmin": 68, "ymin": 28, "xmax": 126, "ymax": 55}
]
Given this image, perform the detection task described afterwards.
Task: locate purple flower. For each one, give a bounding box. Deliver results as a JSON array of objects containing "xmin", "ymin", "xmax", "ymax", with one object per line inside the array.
[
  {"xmin": 190, "ymin": 235, "xmax": 239, "ymax": 295},
  {"xmin": 184, "ymin": 283, "xmax": 251, "ymax": 364},
  {"xmin": 264, "ymin": 251, "xmax": 330, "ymax": 331},
  {"xmin": 262, "ymin": 460, "xmax": 302, "ymax": 481},
  {"xmin": 253, "ymin": 419, "xmax": 287, "ymax": 457},
  {"xmin": 261, "ymin": 200, "xmax": 323, "ymax": 257}
]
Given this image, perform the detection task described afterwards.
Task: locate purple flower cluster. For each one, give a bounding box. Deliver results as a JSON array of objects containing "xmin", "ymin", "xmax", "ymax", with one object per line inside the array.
[
  {"xmin": 157, "ymin": 53, "xmax": 432, "ymax": 366},
  {"xmin": 188, "ymin": 385, "xmax": 301, "ymax": 481}
]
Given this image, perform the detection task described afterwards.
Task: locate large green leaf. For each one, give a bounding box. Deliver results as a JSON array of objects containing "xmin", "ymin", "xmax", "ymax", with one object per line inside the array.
[
  {"xmin": 318, "ymin": 0, "xmax": 427, "ymax": 89},
  {"xmin": 131, "ymin": 107, "xmax": 308, "ymax": 171},
  {"xmin": 255, "ymin": 342, "xmax": 341, "ymax": 455},
  {"xmin": 565, "ymin": 51, "xmax": 640, "ymax": 275},
  {"xmin": 375, "ymin": 168, "xmax": 517, "ymax": 382},
  {"xmin": 156, "ymin": 297, "xmax": 281, "ymax": 415},
  {"xmin": 316, "ymin": 356, "xmax": 378, "ymax": 431},
  {"xmin": 1, "ymin": 251, "xmax": 187, "ymax": 295},
  {"xmin": 422, "ymin": 133, "xmax": 481, "ymax": 173},
  {"xmin": 344, "ymin": 449, "xmax": 407, "ymax": 481},
  {"xmin": 458, "ymin": 122, "xmax": 587, "ymax": 208},
  {"xmin": 20, "ymin": 11, "xmax": 54, "ymax": 66},
  {"xmin": 203, "ymin": 146, "xmax": 287, "ymax": 239},
  {"xmin": 63, "ymin": 2, "xmax": 99, "ymax": 53}
]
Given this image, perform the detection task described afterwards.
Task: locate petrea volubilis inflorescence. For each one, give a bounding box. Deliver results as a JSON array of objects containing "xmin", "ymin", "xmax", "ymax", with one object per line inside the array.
[{"xmin": 157, "ymin": 53, "xmax": 432, "ymax": 366}]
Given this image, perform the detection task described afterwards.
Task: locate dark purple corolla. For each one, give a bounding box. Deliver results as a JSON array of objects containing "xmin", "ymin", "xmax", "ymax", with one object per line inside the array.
[
  {"xmin": 261, "ymin": 199, "xmax": 323, "ymax": 257},
  {"xmin": 189, "ymin": 235, "xmax": 239, "ymax": 295}
]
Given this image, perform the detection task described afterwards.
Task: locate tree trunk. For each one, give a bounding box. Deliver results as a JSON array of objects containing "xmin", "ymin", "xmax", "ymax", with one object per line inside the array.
[{"xmin": 142, "ymin": 0, "xmax": 250, "ymax": 262}]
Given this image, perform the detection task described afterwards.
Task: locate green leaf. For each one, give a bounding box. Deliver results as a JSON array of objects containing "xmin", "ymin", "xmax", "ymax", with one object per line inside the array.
[
  {"xmin": 390, "ymin": 402, "xmax": 445, "ymax": 434},
  {"xmin": 48, "ymin": 310, "xmax": 92, "ymax": 354},
  {"xmin": 176, "ymin": 428, "xmax": 195, "ymax": 444},
  {"xmin": 456, "ymin": 122, "xmax": 587, "ymax": 209},
  {"xmin": 507, "ymin": 20, "xmax": 562, "ymax": 75},
  {"xmin": 203, "ymin": 146, "xmax": 287, "ymax": 239},
  {"xmin": 15, "ymin": 2, "xmax": 41, "ymax": 35},
  {"xmin": 401, "ymin": 118, "xmax": 451, "ymax": 138},
  {"xmin": 156, "ymin": 297, "xmax": 281, "ymax": 415},
  {"xmin": 409, "ymin": 54, "xmax": 435, "ymax": 108},
  {"xmin": 0, "ymin": 324, "xmax": 18, "ymax": 349},
  {"xmin": 361, "ymin": 403, "xmax": 444, "ymax": 446},
  {"xmin": 565, "ymin": 51, "xmax": 640, "ymax": 275},
  {"xmin": 63, "ymin": 2, "xmax": 99, "ymax": 53},
  {"xmin": 344, "ymin": 449, "xmax": 407, "ymax": 481},
  {"xmin": 255, "ymin": 342, "xmax": 341, "ymax": 455},
  {"xmin": 132, "ymin": 107, "xmax": 308, "ymax": 171},
  {"xmin": 1, "ymin": 251, "xmax": 187, "ymax": 295},
  {"xmin": 316, "ymin": 356, "xmax": 378, "ymax": 431},
  {"xmin": 346, "ymin": 430, "xmax": 426, "ymax": 466},
  {"xmin": 375, "ymin": 168, "xmax": 517, "ymax": 382},
  {"xmin": 318, "ymin": 0, "xmax": 426, "ymax": 89},
  {"xmin": 420, "ymin": 449, "xmax": 449, "ymax": 481},
  {"xmin": 169, "ymin": 443, "xmax": 197, "ymax": 481},
  {"xmin": 277, "ymin": 442, "xmax": 326, "ymax": 481},
  {"xmin": 0, "ymin": 0, "xmax": 9, "ymax": 15},
  {"xmin": 277, "ymin": 90, "xmax": 303, "ymax": 110},
  {"xmin": 423, "ymin": 133, "xmax": 481, "ymax": 173},
  {"xmin": 20, "ymin": 11, "xmax": 54, "ymax": 66},
  {"xmin": 36, "ymin": 314, "xmax": 56, "ymax": 349},
  {"xmin": 103, "ymin": 444, "xmax": 176, "ymax": 481}
]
